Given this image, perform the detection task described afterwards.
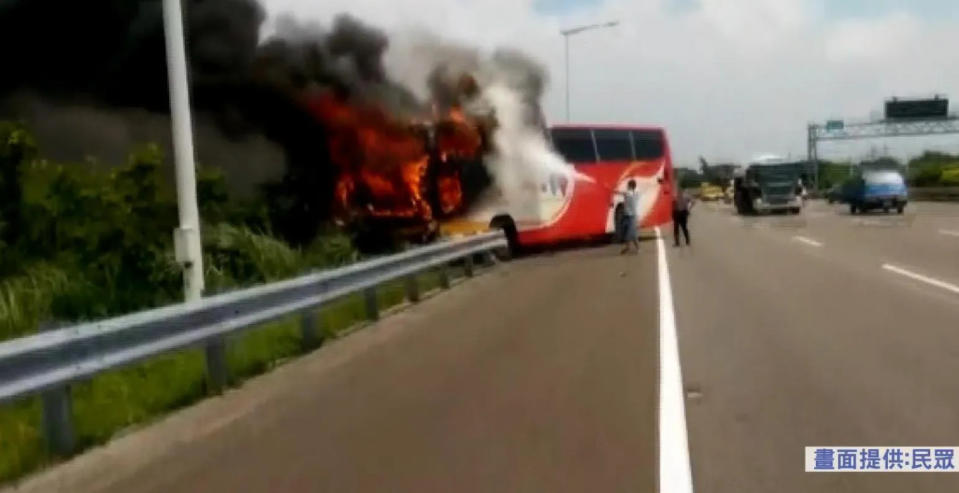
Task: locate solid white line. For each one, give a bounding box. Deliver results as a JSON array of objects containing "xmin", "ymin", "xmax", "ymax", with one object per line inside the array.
[
  {"xmin": 939, "ymin": 229, "xmax": 959, "ymax": 237},
  {"xmin": 655, "ymin": 227, "xmax": 694, "ymax": 493},
  {"xmin": 882, "ymin": 264, "xmax": 959, "ymax": 295},
  {"xmin": 792, "ymin": 236, "xmax": 824, "ymax": 248}
]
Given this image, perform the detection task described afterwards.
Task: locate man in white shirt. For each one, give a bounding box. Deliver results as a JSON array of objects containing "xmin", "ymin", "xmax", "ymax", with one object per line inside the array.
[{"xmin": 619, "ymin": 179, "xmax": 640, "ymax": 254}]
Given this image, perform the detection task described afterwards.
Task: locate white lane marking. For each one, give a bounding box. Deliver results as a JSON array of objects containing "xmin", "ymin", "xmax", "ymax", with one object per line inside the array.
[
  {"xmin": 655, "ymin": 227, "xmax": 694, "ymax": 493},
  {"xmin": 882, "ymin": 264, "xmax": 959, "ymax": 295},
  {"xmin": 939, "ymin": 229, "xmax": 959, "ymax": 237},
  {"xmin": 792, "ymin": 236, "xmax": 824, "ymax": 248}
]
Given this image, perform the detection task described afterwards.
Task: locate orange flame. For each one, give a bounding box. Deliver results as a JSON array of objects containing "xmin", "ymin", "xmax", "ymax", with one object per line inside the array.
[{"xmin": 307, "ymin": 92, "xmax": 485, "ymax": 225}]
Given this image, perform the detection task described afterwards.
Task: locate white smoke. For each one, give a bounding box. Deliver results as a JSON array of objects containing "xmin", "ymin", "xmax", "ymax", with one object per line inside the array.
[
  {"xmin": 384, "ymin": 34, "xmax": 593, "ymax": 208},
  {"xmin": 477, "ymin": 82, "xmax": 594, "ymax": 199}
]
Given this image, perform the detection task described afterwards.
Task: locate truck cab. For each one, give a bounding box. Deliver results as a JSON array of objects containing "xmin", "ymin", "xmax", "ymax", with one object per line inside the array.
[{"xmin": 734, "ymin": 160, "xmax": 803, "ymax": 215}]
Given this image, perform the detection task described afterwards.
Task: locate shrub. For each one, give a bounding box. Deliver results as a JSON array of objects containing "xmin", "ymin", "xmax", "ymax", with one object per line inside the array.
[
  {"xmin": 0, "ymin": 264, "xmax": 71, "ymax": 340},
  {"xmin": 0, "ymin": 123, "xmax": 357, "ymax": 339},
  {"xmin": 204, "ymin": 223, "xmax": 304, "ymax": 290},
  {"xmin": 0, "ymin": 123, "xmax": 37, "ymax": 247},
  {"xmin": 940, "ymin": 168, "xmax": 959, "ymax": 186}
]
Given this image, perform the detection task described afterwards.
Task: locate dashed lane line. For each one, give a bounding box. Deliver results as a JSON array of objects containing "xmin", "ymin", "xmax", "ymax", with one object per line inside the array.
[
  {"xmin": 882, "ymin": 264, "xmax": 959, "ymax": 296},
  {"xmin": 792, "ymin": 236, "xmax": 824, "ymax": 248}
]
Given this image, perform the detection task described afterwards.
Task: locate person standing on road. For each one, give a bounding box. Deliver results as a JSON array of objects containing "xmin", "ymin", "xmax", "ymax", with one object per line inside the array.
[
  {"xmin": 673, "ymin": 189, "xmax": 693, "ymax": 247},
  {"xmin": 619, "ymin": 179, "xmax": 640, "ymax": 254}
]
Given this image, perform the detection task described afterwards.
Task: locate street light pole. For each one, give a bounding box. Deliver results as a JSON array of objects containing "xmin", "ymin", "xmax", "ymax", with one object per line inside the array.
[
  {"xmin": 161, "ymin": 0, "xmax": 204, "ymax": 303},
  {"xmin": 560, "ymin": 21, "xmax": 619, "ymax": 123},
  {"xmin": 564, "ymin": 34, "xmax": 570, "ymax": 122}
]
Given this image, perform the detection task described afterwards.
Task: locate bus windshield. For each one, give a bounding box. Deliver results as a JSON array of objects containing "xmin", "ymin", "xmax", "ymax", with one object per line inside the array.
[
  {"xmin": 550, "ymin": 127, "xmax": 664, "ymax": 164},
  {"xmin": 550, "ymin": 128, "xmax": 596, "ymax": 163}
]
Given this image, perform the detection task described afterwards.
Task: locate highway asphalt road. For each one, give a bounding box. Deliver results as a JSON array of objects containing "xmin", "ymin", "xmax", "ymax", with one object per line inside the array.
[
  {"xmin": 675, "ymin": 200, "xmax": 959, "ymax": 492},
  {"xmin": 9, "ymin": 200, "xmax": 959, "ymax": 492},
  {"xmin": 12, "ymin": 239, "xmax": 661, "ymax": 493}
]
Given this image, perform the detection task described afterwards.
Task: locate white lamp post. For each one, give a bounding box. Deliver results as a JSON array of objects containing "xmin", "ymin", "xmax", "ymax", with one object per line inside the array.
[
  {"xmin": 161, "ymin": 0, "xmax": 204, "ymax": 302},
  {"xmin": 560, "ymin": 21, "xmax": 619, "ymax": 122}
]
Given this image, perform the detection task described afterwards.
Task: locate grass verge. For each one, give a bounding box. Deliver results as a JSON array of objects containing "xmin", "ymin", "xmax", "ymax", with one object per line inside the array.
[{"xmin": 0, "ymin": 265, "xmax": 467, "ymax": 484}]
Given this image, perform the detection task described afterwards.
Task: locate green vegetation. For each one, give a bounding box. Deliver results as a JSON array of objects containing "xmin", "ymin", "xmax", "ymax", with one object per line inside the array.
[
  {"xmin": 814, "ymin": 161, "xmax": 855, "ymax": 190},
  {"xmin": 821, "ymin": 153, "xmax": 959, "ymax": 189},
  {"xmin": 676, "ymin": 168, "xmax": 702, "ymax": 189},
  {"xmin": 906, "ymin": 151, "xmax": 959, "ymax": 187},
  {"xmin": 0, "ymin": 268, "xmax": 460, "ymax": 483},
  {"xmin": 0, "ymin": 121, "xmax": 412, "ymax": 483},
  {"xmin": 0, "ymin": 122, "xmax": 357, "ymax": 339}
]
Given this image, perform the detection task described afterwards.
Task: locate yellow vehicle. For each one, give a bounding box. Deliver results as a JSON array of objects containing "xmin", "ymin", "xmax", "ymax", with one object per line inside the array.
[{"xmin": 699, "ymin": 183, "xmax": 725, "ymax": 201}]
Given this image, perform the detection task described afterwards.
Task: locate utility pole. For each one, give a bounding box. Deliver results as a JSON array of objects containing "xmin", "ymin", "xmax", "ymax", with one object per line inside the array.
[
  {"xmin": 162, "ymin": 0, "xmax": 204, "ymax": 303},
  {"xmin": 560, "ymin": 21, "xmax": 619, "ymax": 122},
  {"xmin": 163, "ymin": 0, "xmax": 230, "ymax": 391},
  {"xmin": 564, "ymin": 35, "xmax": 570, "ymax": 123},
  {"xmin": 807, "ymin": 123, "xmax": 819, "ymax": 190}
]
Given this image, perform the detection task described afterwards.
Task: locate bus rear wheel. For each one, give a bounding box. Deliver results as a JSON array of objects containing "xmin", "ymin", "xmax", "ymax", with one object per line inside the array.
[{"xmin": 489, "ymin": 215, "xmax": 519, "ymax": 260}]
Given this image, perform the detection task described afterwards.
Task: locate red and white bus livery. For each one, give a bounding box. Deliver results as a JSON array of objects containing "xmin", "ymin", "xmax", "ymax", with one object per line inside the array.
[{"xmin": 445, "ymin": 124, "xmax": 676, "ymax": 250}]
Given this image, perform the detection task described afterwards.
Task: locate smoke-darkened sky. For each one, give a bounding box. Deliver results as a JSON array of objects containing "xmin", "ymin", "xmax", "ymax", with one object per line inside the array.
[
  {"xmin": 0, "ymin": 0, "xmax": 429, "ymax": 243},
  {"xmin": 262, "ymin": 0, "xmax": 959, "ymax": 165}
]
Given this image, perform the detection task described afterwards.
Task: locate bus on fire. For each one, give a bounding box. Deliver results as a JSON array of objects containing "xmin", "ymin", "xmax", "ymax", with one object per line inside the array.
[{"xmin": 443, "ymin": 124, "xmax": 676, "ymax": 254}]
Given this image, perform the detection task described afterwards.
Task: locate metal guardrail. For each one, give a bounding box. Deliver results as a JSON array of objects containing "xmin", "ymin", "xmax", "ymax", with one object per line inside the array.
[
  {"xmin": 908, "ymin": 187, "xmax": 959, "ymax": 201},
  {"xmin": 0, "ymin": 231, "xmax": 507, "ymax": 455}
]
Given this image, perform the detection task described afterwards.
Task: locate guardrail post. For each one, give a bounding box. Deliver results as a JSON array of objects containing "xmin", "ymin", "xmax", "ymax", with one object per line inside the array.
[
  {"xmin": 204, "ymin": 340, "xmax": 228, "ymax": 394},
  {"xmin": 464, "ymin": 255, "xmax": 475, "ymax": 277},
  {"xmin": 300, "ymin": 311, "xmax": 323, "ymax": 350},
  {"xmin": 364, "ymin": 287, "xmax": 379, "ymax": 321},
  {"xmin": 438, "ymin": 263, "xmax": 451, "ymax": 289},
  {"xmin": 404, "ymin": 274, "xmax": 420, "ymax": 303},
  {"xmin": 482, "ymin": 251, "xmax": 495, "ymax": 267},
  {"xmin": 41, "ymin": 386, "xmax": 75, "ymax": 456}
]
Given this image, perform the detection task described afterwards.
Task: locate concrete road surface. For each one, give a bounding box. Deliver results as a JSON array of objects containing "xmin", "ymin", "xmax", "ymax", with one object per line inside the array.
[
  {"xmin": 10, "ymin": 200, "xmax": 959, "ymax": 493},
  {"xmin": 11, "ymin": 244, "xmax": 660, "ymax": 493}
]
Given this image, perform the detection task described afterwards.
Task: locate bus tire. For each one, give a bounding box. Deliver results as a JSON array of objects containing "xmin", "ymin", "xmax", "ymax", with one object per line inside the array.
[{"xmin": 489, "ymin": 215, "xmax": 519, "ymax": 260}]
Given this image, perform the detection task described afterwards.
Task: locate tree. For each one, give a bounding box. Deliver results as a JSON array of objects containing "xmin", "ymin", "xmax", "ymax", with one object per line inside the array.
[
  {"xmin": 0, "ymin": 123, "xmax": 36, "ymax": 247},
  {"xmin": 676, "ymin": 167, "xmax": 703, "ymax": 189}
]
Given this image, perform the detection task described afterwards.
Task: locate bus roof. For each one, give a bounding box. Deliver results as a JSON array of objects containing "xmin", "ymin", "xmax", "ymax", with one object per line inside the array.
[{"xmin": 549, "ymin": 123, "xmax": 665, "ymax": 132}]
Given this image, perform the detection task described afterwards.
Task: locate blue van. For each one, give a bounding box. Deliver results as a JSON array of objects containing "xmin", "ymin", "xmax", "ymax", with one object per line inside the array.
[{"xmin": 842, "ymin": 170, "xmax": 908, "ymax": 214}]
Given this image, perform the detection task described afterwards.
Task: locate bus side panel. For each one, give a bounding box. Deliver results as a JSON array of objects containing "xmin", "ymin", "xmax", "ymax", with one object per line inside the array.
[
  {"xmin": 642, "ymin": 141, "xmax": 675, "ymax": 228},
  {"xmin": 641, "ymin": 186, "xmax": 674, "ymax": 228},
  {"xmin": 517, "ymin": 158, "xmax": 673, "ymax": 245},
  {"xmin": 515, "ymin": 163, "xmax": 623, "ymax": 245}
]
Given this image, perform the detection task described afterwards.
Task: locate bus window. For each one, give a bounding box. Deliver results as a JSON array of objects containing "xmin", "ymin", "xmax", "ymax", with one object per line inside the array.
[
  {"xmin": 550, "ymin": 128, "xmax": 597, "ymax": 163},
  {"xmin": 593, "ymin": 128, "xmax": 633, "ymax": 162},
  {"xmin": 631, "ymin": 130, "xmax": 665, "ymax": 160}
]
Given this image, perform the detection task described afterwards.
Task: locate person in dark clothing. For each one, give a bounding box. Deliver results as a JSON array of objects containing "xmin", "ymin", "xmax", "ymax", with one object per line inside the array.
[{"xmin": 673, "ymin": 190, "xmax": 693, "ymax": 246}]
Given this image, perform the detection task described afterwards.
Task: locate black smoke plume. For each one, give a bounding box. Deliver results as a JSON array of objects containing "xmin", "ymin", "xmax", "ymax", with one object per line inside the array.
[
  {"xmin": 0, "ymin": 0, "xmax": 559, "ymax": 248},
  {"xmin": 0, "ymin": 0, "xmax": 420, "ymax": 245}
]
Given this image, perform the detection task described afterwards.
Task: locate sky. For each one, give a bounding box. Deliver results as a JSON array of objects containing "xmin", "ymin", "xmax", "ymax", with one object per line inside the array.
[{"xmin": 261, "ymin": 0, "xmax": 959, "ymax": 167}]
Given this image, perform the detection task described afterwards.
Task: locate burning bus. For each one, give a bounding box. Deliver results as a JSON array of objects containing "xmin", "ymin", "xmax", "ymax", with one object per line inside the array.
[
  {"xmin": 304, "ymin": 77, "xmax": 496, "ymax": 250},
  {"xmin": 306, "ymin": 77, "xmax": 676, "ymax": 255}
]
